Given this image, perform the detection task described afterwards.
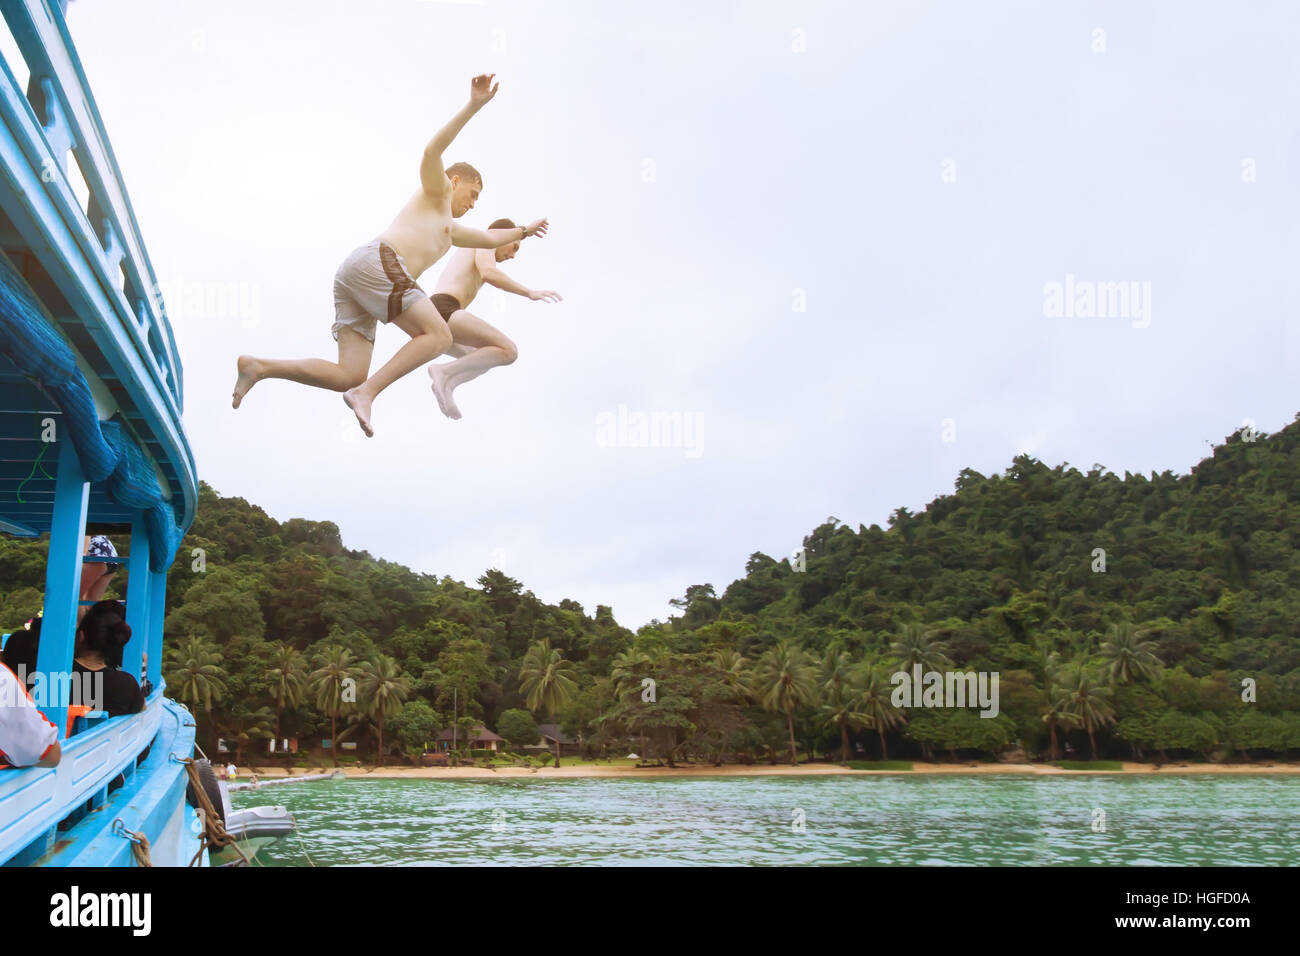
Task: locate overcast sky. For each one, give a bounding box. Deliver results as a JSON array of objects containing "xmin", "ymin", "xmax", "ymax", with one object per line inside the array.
[{"xmin": 51, "ymin": 0, "xmax": 1300, "ymax": 629}]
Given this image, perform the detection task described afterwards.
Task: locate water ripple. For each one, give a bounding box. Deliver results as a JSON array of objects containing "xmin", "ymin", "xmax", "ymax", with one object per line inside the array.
[{"xmin": 232, "ymin": 774, "xmax": 1300, "ymax": 866}]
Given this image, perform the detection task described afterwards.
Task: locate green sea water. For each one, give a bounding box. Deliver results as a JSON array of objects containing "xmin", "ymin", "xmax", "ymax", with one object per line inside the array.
[{"xmin": 231, "ymin": 774, "xmax": 1300, "ymax": 866}]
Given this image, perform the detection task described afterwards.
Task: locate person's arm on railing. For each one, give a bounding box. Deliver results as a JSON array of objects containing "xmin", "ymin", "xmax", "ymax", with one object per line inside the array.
[
  {"xmin": 0, "ymin": 665, "xmax": 61, "ymax": 768},
  {"xmin": 37, "ymin": 741, "xmax": 62, "ymax": 768}
]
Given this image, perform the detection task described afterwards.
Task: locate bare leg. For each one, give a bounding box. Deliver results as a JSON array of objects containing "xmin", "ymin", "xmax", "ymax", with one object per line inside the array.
[
  {"xmin": 233, "ymin": 328, "xmax": 374, "ymax": 408},
  {"xmin": 427, "ymin": 310, "xmax": 517, "ymax": 420},
  {"xmin": 343, "ymin": 299, "xmax": 452, "ymax": 436},
  {"xmin": 427, "ymin": 343, "xmax": 475, "ymax": 419},
  {"xmin": 78, "ymin": 561, "xmax": 115, "ymax": 625}
]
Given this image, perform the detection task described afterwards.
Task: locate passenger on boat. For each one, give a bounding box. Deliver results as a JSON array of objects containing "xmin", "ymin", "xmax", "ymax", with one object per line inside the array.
[
  {"xmin": 73, "ymin": 601, "xmax": 148, "ymax": 716},
  {"xmin": 0, "ymin": 618, "xmax": 38, "ymax": 690},
  {"xmin": 78, "ymin": 535, "xmax": 123, "ymax": 624},
  {"xmin": 0, "ymin": 662, "xmax": 60, "ymax": 768}
]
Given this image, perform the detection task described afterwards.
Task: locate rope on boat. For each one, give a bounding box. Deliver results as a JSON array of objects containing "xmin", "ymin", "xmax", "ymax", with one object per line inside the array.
[
  {"xmin": 131, "ymin": 834, "xmax": 153, "ymax": 867},
  {"xmin": 111, "ymin": 818, "xmax": 153, "ymax": 867},
  {"xmin": 236, "ymin": 829, "xmax": 264, "ymax": 866},
  {"xmin": 14, "ymin": 388, "xmax": 56, "ymax": 503},
  {"xmin": 14, "ymin": 442, "xmax": 55, "ymax": 502},
  {"xmin": 291, "ymin": 821, "xmax": 317, "ymax": 867},
  {"xmin": 181, "ymin": 758, "xmax": 250, "ymax": 867}
]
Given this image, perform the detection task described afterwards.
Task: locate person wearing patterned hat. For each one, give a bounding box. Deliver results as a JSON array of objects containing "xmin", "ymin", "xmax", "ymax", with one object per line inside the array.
[{"xmin": 78, "ymin": 535, "xmax": 123, "ymax": 625}]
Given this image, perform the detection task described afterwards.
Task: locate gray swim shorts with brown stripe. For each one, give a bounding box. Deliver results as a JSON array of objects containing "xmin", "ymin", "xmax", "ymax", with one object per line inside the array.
[{"xmin": 331, "ymin": 239, "xmax": 426, "ymax": 343}]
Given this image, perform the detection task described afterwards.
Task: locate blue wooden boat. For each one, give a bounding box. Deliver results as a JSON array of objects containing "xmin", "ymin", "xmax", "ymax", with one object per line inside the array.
[{"xmin": 0, "ymin": 0, "xmax": 202, "ymax": 866}]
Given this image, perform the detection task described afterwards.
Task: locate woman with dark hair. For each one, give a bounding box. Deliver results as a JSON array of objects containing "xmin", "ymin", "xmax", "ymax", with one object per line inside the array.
[
  {"xmin": 1, "ymin": 618, "xmax": 39, "ymax": 691},
  {"xmin": 73, "ymin": 601, "xmax": 148, "ymax": 716}
]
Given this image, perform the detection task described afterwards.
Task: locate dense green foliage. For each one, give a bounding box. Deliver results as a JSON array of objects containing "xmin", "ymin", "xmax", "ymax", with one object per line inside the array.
[{"xmin": 3, "ymin": 416, "xmax": 1297, "ymax": 764}]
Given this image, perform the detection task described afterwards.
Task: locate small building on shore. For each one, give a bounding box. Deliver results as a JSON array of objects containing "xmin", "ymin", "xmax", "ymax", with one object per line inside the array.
[
  {"xmin": 435, "ymin": 726, "xmax": 505, "ymax": 752},
  {"xmin": 527, "ymin": 723, "xmax": 579, "ymax": 757}
]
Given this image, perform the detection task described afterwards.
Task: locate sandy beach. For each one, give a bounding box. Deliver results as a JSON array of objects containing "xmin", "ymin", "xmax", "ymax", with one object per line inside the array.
[{"xmin": 233, "ymin": 760, "xmax": 1300, "ymax": 781}]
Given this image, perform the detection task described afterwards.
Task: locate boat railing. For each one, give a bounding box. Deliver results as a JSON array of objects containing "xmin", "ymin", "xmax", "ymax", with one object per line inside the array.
[
  {"xmin": 0, "ymin": 0, "xmax": 200, "ymax": 867},
  {"xmin": 0, "ymin": 689, "xmax": 164, "ymax": 865},
  {"xmin": 0, "ymin": 0, "xmax": 183, "ymax": 416}
]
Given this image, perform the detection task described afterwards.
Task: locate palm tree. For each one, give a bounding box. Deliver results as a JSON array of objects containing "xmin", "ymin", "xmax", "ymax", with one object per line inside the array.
[
  {"xmin": 754, "ymin": 641, "xmax": 818, "ymax": 764},
  {"xmin": 857, "ymin": 666, "xmax": 906, "ymax": 760},
  {"xmin": 164, "ymin": 635, "xmax": 227, "ymax": 716},
  {"xmin": 820, "ymin": 683, "xmax": 870, "ymax": 763},
  {"xmin": 608, "ymin": 646, "xmax": 653, "ymax": 758},
  {"xmin": 610, "ymin": 646, "xmax": 656, "ymax": 700},
  {"xmin": 712, "ymin": 648, "xmax": 750, "ymax": 697},
  {"xmin": 267, "ymin": 642, "xmax": 307, "ymax": 743},
  {"xmin": 1063, "ymin": 666, "xmax": 1116, "ymax": 761},
  {"xmin": 820, "ymin": 649, "xmax": 863, "ymax": 763},
  {"xmin": 1040, "ymin": 681, "xmax": 1081, "ymax": 762},
  {"xmin": 357, "ymin": 654, "xmax": 411, "ymax": 767},
  {"xmin": 226, "ymin": 704, "xmax": 275, "ymax": 766},
  {"xmin": 1099, "ymin": 623, "xmax": 1162, "ymax": 685},
  {"xmin": 820, "ymin": 647, "xmax": 853, "ymax": 694},
  {"xmin": 309, "ymin": 645, "xmax": 358, "ymax": 767},
  {"xmin": 1035, "ymin": 648, "xmax": 1077, "ymax": 762},
  {"xmin": 889, "ymin": 622, "xmax": 951, "ymax": 673},
  {"xmin": 519, "ymin": 639, "xmax": 579, "ymax": 768},
  {"xmin": 710, "ymin": 648, "xmax": 752, "ymax": 763}
]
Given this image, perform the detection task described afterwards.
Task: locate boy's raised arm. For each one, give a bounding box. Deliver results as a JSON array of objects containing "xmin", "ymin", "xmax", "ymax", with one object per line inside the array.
[
  {"xmin": 451, "ymin": 218, "xmax": 548, "ymax": 249},
  {"xmin": 420, "ymin": 74, "xmax": 499, "ymax": 197}
]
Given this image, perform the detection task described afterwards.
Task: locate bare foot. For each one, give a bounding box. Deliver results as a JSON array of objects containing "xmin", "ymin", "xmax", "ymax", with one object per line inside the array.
[
  {"xmin": 232, "ymin": 355, "xmax": 263, "ymax": 408},
  {"xmin": 343, "ymin": 388, "xmax": 374, "ymax": 437},
  {"xmin": 427, "ymin": 365, "xmax": 462, "ymax": 420}
]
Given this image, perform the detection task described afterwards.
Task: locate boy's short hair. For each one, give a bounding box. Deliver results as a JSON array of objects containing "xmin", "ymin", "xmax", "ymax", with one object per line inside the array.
[
  {"xmin": 489, "ymin": 218, "xmax": 516, "ymax": 231},
  {"xmin": 446, "ymin": 162, "xmax": 482, "ymax": 186}
]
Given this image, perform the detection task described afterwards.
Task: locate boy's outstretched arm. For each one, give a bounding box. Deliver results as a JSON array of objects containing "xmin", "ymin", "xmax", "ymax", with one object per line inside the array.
[
  {"xmin": 420, "ymin": 74, "xmax": 499, "ymax": 197},
  {"xmin": 451, "ymin": 218, "xmax": 548, "ymax": 248},
  {"xmin": 474, "ymin": 250, "xmax": 563, "ymax": 302}
]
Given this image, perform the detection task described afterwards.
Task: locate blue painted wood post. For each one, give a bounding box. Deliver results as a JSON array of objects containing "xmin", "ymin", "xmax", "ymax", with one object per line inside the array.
[
  {"xmin": 121, "ymin": 513, "xmax": 151, "ymax": 683},
  {"xmin": 147, "ymin": 566, "xmax": 167, "ymax": 693},
  {"xmin": 36, "ymin": 437, "xmax": 89, "ymax": 737}
]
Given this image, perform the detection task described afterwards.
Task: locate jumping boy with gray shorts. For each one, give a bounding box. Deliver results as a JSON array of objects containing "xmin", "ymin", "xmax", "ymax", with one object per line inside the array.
[{"xmin": 331, "ymin": 240, "xmax": 428, "ymax": 345}]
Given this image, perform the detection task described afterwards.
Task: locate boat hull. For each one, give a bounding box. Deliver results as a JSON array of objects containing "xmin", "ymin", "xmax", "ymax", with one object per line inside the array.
[{"xmin": 1, "ymin": 698, "xmax": 206, "ymax": 867}]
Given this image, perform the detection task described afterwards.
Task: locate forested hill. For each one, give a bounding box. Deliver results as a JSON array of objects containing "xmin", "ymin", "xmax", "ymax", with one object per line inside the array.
[
  {"xmin": 1, "ymin": 413, "xmax": 1296, "ymax": 762},
  {"xmin": 719, "ymin": 415, "xmax": 1300, "ymax": 678}
]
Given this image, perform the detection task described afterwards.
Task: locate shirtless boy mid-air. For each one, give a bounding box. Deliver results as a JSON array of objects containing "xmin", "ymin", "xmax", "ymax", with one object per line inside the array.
[
  {"xmin": 231, "ymin": 74, "xmax": 548, "ymax": 437},
  {"xmin": 427, "ymin": 217, "xmax": 561, "ymax": 420}
]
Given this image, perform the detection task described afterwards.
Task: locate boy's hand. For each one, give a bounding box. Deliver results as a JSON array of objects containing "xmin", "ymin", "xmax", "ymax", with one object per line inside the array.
[
  {"xmin": 529, "ymin": 290, "xmax": 563, "ymax": 303},
  {"xmin": 470, "ymin": 73, "xmax": 499, "ymax": 106},
  {"xmin": 524, "ymin": 218, "xmax": 549, "ymax": 238}
]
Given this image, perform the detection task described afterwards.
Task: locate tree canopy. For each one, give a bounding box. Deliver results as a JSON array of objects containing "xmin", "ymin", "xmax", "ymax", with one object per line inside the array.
[{"xmin": 2, "ymin": 415, "xmax": 1297, "ymax": 764}]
